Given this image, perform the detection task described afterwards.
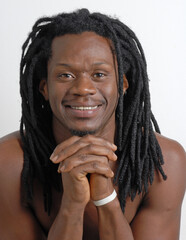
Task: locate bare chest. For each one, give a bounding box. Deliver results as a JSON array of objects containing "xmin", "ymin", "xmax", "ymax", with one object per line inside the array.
[{"xmin": 32, "ymin": 185, "xmax": 142, "ymax": 239}]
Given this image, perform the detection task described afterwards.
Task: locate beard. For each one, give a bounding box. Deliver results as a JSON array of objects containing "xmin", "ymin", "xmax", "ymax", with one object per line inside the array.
[{"xmin": 70, "ymin": 129, "xmax": 97, "ymax": 137}]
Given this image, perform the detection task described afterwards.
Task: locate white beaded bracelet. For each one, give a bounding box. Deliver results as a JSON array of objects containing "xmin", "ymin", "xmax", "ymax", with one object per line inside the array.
[{"xmin": 93, "ymin": 190, "xmax": 117, "ymax": 207}]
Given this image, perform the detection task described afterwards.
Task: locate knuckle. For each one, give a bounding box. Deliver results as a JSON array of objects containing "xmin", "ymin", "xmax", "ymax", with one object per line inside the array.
[
  {"xmin": 105, "ymin": 148, "xmax": 112, "ymax": 158},
  {"xmin": 62, "ymin": 159, "xmax": 73, "ymax": 171},
  {"xmin": 57, "ymin": 149, "xmax": 63, "ymax": 157},
  {"xmin": 108, "ymin": 148, "xmax": 113, "ymax": 155},
  {"xmin": 74, "ymin": 139, "xmax": 83, "ymax": 148},
  {"xmin": 101, "ymin": 156, "xmax": 108, "ymax": 162},
  {"xmin": 87, "ymin": 144, "xmax": 94, "ymax": 152},
  {"xmin": 105, "ymin": 164, "xmax": 111, "ymax": 172},
  {"xmin": 69, "ymin": 168, "xmax": 76, "ymax": 176},
  {"xmin": 58, "ymin": 148, "xmax": 67, "ymax": 159},
  {"xmin": 60, "ymin": 148, "xmax": 66, "ymax": 157},
  {"xmin": 77, "ymin": 137, "xmax": 91, "ymax": 148},
  {"xmin": 85, "ymin": 135, "xmax": 92, "ymax": 141},
  {"xmin": 107, "ymin": 148, "xmax": 112, "ymax": 156},
  {"xmin": 78, "ymin": 141, "xmax": 85, "ymax": 148},
  {"xmin": 107, "ymin": 166, "xmax": 111, "ymax": 172},
  {"xmin": 83, "ymin": 134, "xmax": 95, "ymax": 143},
  {"xmin": 55, "ymin": 144, "xmax": 64, "ymax": 153},
  {"xmin": 92, "ymin": 162, "xmax": 98, "ymax": 169},
  {"xmin": 108, "ymin": 149, "xmax": 116, "ymax": 159},
  {"xmin": 65, "ymin": 161, "xmax": 72, "ymax": 170},
  {"xmin": 79, "ymin": 154, "xmax": 87, "ymax": 161}
]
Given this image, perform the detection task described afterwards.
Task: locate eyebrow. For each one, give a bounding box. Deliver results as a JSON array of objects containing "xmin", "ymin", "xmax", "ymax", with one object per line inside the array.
[
  {"xmin": 56, "ymin": 62, "xmax": 112, "ymax": 67},
  {"xmin": 56, "ymin": 63, "xmax": 71, "ymax": 67}
]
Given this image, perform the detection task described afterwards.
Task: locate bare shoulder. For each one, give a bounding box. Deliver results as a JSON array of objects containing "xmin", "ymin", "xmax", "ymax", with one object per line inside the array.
[
  {"xmin": 0, "ymin": 131, "xmax": 23, "ymax": 179},
  {"xmin": 0, "ymin": 131, "xmax": 23, "ymax": 190},
  {"xmin": 0, "ymin": 130, "xmax": 23, "ymax": 152},
  {"xmin": 0, "ymin": 131, "xmax": 23, "ymax": 234},
  {"xmin": 147, "ymin": 133, "xmax": 186, "ymax": 207},
  {"xmin": 0, "ymin": 132, "xmax": 46, "ymax": 239},
  {"xmin": 155, "ymin": 133, "xmax": 186, "ymax": 181},
  {"xmin": 131, "ymin": 133, "xmax": 186, "ymax": 239},
  {"xmin": 156, "ymin": 132, "xmax": 186, "ymax": 165}
]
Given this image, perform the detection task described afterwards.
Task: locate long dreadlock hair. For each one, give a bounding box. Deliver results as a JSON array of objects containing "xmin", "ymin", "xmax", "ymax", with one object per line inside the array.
[{"xmin": 20, "ymin": 8, "xmax": 167, "ymax": 215}]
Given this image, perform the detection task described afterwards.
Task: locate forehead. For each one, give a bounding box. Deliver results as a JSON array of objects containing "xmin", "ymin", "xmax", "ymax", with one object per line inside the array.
[{"xmin": 50, "ymin": 32, "xmax": 115, "ymax": 64}]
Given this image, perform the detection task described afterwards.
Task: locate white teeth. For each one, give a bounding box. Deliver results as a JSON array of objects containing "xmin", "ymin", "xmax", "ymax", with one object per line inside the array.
[{"xmin": 71, "ymin": 106, "xmax": 98, "ymax": 110}]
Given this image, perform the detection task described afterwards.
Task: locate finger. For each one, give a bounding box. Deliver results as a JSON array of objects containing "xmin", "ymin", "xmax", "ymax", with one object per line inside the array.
[
  {"xmin": 69, "ymin": 162, "xmax": 114, "ymax": 180},
  {"xmin": 79, "ymin": 135, "xmax": 117, "ymax": 150},
  {"xmin": 54, "ymin": 143, "xmax": 117, "ymax": 164},
  {"xmin": 50, "ymin": 136, "xmax": 80, "ymax": 160},
  {"xmin": 51, "ymin": 139, "xmax": 91, "ymax": 163},
  {"xmin": 50, "ymin": 135, "xmax": 117, "ymax": 162},
  {"xmin": 58, "ymin": 154, "xmax": 109, "ymax": 172},
  {"xmin": 50, "ymin": 135, "xmax": 117, "ymax": 163}
]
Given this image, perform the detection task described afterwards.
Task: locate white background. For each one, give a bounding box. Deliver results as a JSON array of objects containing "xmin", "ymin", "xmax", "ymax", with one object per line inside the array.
[{"xmin": 0, "ymin": 0, "xmax": 185, "ymax": 238}]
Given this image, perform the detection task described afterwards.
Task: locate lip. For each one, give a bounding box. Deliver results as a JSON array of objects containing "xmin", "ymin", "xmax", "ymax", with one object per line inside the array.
[
  {"xmin": 70, "ymin": 105, "xmax": 99, "ymax": 110},
  {"xmin": 64, "ymin": 104, "xmax": 103, "ymax": 118}
]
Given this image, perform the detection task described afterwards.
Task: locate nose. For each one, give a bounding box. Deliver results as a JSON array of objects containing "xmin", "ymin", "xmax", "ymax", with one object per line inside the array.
[{"xmin": 69, "ymin": 74, "xmax": 97, "ymax": 96}]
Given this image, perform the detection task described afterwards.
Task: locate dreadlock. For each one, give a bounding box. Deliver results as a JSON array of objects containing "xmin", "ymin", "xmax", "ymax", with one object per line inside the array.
[{"xmin": 20, "ymin": 8, "xmax": 167, "ymax": 215}]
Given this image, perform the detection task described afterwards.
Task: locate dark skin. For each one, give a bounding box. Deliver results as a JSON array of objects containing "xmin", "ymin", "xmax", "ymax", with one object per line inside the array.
[{"xmin": 0, "ymin": 32, "xmax": 185, "ymax": 240}]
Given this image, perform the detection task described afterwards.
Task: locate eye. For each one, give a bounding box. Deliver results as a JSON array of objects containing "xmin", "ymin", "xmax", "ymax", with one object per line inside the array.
[
  {"xmin": 58, "ymin": 73, "xmax": 74, "ymax": 79},
  {"xmin": 93, "ymin": 72, "xmax": 105, "ymax": 78}
]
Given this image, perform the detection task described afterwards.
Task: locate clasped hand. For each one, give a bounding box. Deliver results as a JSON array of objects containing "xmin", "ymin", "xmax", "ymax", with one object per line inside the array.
[{"xmin": 50, "ymin": 135, "xmax": 117, "ymax": 207}]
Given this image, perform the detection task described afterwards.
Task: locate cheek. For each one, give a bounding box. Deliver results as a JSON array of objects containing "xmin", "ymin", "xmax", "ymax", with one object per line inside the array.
[
  {"xmin": 104, "ymin": 82, "xmax": 118, "ymax": 106},
  {"xmin": 47, "ymin": 83, "xmax": 64, "ymax": 112}
]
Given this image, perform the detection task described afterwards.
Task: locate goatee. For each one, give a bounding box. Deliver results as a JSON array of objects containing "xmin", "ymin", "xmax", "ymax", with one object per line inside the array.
[{"xmin": 70, "ymin": 129, "xmax": 97, "ymax": 137}]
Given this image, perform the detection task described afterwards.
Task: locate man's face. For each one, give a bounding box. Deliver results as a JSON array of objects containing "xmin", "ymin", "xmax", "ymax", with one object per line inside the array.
[{"xmin": 41, "ymin": 32, "xmax": 119, "ymax": 137}]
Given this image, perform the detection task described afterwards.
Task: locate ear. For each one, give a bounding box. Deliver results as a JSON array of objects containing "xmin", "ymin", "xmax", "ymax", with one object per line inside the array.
[
  {"xmin": 39, "ymin": 79, "xmax": 49, "ymax": 100},
  {"xmin": 123, "ymin": 74, "xmax": 129, "ymax": 94}
]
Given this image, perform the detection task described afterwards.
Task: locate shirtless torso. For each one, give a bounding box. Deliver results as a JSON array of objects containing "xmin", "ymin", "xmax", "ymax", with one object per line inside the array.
[
  {"xmin": 0, "ymin": 131, "xmax": 185, "ymax": 239},
  {"xmin": 0, "ymin": 23, "xmax": 185, "ymax": 240}
]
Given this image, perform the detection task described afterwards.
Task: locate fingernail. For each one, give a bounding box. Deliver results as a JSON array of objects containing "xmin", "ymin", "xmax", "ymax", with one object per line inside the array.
[
  {"xmin": 58, "ymin": 165, "xmax": 65, "ymax": 173},
  {"xmin": 60, "ymin": 165, "xmax": 65, "ymax": 171},
  {"xmin": 112, "ymin": 144, "xmax": 117, "ymax": 150},
  {"xmin": 50, "ymin": 152, "xmax": 55, "ymax": 159},
  {"xmin": 50, "ymin": 155, "xmax": 58, "ymax": 162}
]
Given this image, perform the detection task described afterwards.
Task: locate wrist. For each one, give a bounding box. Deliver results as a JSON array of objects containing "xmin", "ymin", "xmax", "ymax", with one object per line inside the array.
[
  {"xmin": 96, "ymin": 195, "xmax": 120, "ymax": 211},
  {"xmin": 93, "ymin": 189, "xmax": 117, "ymax": 206},
  {"xmin": 90, "ymin": 175, "xmax": 114, "ymax": 201},
  {"xmin": 61, "ymin": 194, "xmax": 87, "ymax": 212}
]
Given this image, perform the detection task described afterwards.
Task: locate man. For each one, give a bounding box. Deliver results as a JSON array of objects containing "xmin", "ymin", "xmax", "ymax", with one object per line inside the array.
[{"xmin": 0, "ymin": 8, "xmax": 185, "ymax": 240}]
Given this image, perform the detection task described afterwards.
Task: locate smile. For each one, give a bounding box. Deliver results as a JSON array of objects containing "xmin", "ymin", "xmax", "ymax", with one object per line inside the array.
[
  {"xmin": 65, "ymin": 104, "xmax": 103, "ymax": 118},
  {"xmin": 70, "ymin": 106, "xmax": 99, "ymax": 110}
]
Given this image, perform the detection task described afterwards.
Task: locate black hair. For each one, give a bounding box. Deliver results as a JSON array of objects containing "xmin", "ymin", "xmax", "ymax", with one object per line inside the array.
[{"xmin": 20, "ymin": 8, "xmax": 167, "ymax": 215}]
